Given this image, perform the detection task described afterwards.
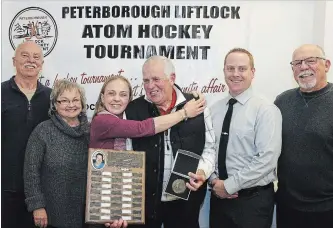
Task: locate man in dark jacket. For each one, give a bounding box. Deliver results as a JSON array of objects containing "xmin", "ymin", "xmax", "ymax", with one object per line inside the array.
[
  {"xmin": 1, "ymin": 41, "xmax": 51, "ymax": 227},
  {"xmin": 126, "ymin": 55, "xmax": 216, "ymax": 228}
]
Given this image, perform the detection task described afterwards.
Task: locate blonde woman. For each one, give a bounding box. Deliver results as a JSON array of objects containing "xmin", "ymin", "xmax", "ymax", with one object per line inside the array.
[{"xmin": 24, "ymin": 80, "xmax": 89, "ymax": 228}]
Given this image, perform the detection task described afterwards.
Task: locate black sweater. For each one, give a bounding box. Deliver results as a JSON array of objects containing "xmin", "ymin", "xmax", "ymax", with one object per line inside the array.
[
  {"xmin": 24, "ymin": 114, "xmax": 89, "ymax": 228},
  {"xmin": 275, "ymin": 83, "xmax": 333, "ymax": 212}
]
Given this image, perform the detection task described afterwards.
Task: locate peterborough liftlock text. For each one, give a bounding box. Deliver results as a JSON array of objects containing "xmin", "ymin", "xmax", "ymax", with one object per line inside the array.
[{"xmin": 62, "ymin": 5, "xmax": 240, "ymax": 19}]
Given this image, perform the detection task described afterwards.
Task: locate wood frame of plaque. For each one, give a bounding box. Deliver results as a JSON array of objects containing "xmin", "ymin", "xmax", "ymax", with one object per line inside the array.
[
  {"xmin": 85, "ymin": 148, "xmax": 145, "ymax": 224},
  {"xmin": 163, "ymin": 149, "xmax": 201, "ymax": 200}
]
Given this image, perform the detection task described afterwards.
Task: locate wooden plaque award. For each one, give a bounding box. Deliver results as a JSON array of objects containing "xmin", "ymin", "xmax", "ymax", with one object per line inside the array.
[{"xmin": 85, "ymin": 148, "xmax": 145, "ymax": 224}]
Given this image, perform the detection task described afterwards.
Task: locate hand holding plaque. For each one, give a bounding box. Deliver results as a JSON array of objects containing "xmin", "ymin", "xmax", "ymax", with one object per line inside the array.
[{"xmin": 164, "ymin": 149, "xmax": 202, "ymax": 200}]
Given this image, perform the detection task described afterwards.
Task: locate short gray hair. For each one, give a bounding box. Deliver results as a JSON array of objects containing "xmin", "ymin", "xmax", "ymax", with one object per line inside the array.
[
  {"xmin": 293, "ymin": 44, "xmax": 326, "ymax": 60},
  {"xmin": 49, "ymin": 79, "xmax": 87, "ymax": 116},
  {"xmin": 14, "ymin": 40, "xmax": 44, "ymax": 60},
  {"xmin": 316, "ymin": 45, "xmax": 326, "ymax": 57},
  {"xmin": 142, "ymin": 55, "xmax": 175, "ymax": 78}
]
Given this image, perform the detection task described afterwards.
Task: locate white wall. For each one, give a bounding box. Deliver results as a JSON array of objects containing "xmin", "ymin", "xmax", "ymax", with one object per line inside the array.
[{"xmin": 324, "ymin": 1, "xmax": 333, "ymax": 62}]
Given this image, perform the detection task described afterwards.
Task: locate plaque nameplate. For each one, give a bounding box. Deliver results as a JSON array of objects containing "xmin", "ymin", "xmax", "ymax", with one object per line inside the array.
[
  {"xmin": 85, "ymin": 148, "xmax": 145, "ymax": 224},
  {"xmin": 164, "ymin": 149, "xmax": 201, "ymax": 200}
]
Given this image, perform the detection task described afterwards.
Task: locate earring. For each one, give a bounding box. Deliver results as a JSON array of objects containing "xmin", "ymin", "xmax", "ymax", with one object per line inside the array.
[{"xmin": 51, "ymin": 103, "xmax": 56, "ymax": 113}]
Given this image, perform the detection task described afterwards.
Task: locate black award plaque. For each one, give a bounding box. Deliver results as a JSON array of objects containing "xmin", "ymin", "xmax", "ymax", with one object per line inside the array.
[{"xmin": 164, "ymin": 149, "xmax": 201, "ymax": 200}]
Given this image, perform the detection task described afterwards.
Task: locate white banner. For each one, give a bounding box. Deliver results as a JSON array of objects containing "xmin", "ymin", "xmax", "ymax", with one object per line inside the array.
[
  {"xmin": 2, "ymin": 1, "xmax": 332, "ymax": 227},
  {"xmin": 2, "ymin": 1, "xmax": 326, "ymax": 120}
]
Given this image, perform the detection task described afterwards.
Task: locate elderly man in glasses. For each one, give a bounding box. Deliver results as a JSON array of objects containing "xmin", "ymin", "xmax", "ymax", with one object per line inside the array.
[{"xmin": 274, "ymin": 44, "xmax": 333, "ymax": 228}]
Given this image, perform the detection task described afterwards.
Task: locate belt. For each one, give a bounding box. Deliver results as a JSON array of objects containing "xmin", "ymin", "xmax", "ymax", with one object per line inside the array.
[{"xmin": 237, "ymin": 183, "xmax": 273, "ymax": 197}]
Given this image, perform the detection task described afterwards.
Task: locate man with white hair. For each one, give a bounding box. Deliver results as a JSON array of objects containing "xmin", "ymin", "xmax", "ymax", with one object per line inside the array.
[
  {"xmin": 1, "ymin": 41, "xmax": 51, "ymax": 227},
  {"xmin": 125, "ymin": 55, "xmax": 216, "ymax": 228},
  {"xmin": 275, "ymin": 44, "xmax": 333, "ymax": 228}
]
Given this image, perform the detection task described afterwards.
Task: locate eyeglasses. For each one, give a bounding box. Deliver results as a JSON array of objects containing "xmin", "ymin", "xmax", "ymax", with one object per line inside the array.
[
  {"xmin": 290, "ymin": 57, "xmax": 325, "ymax": 68},
  {"xmin": 56, "ymin": 99, "xmax": 81, "ymax": 106}
]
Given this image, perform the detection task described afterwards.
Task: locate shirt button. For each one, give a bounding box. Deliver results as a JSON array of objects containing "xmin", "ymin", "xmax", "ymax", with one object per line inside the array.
[
  {"xmin": 151, "ymin": 212, "xmax": 156, "ymax": 219},
  {"xmin": 152, "ymin": 193, "xmax": 156, "ymax": 196},
  {"xmin": 154, "ymin": 144, "xmax": 158, "ymax": 147},
  {"xmin": 153, "ymin": 169, "xmax": 157, "ymax": 173}
]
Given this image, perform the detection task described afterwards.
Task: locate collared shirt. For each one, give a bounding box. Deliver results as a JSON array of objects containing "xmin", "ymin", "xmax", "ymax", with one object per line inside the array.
[
  {"xmin": 159, "ymin": 89, "xmax": 177, "ymax": 115},
  {"xmin": 144, "ymin": 86, "xmax": 216, "ymax": 201},
  {"xmin": 210, "ymin": 87, "xmax": 282, "ymax": 194}
]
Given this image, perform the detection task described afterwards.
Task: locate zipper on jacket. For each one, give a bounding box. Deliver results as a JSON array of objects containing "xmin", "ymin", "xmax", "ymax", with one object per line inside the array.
[
  {"xmin": 28, "ymin": 101, "xmax": 31, "ymax": 111},
  {"xmin": 155, "ymin": 135, "xmax": 163, "ymax": 215},
  {"xmin": 164, "ymin": 131, "xmax": 170, "ymax": 150},
  {"xmin": 27, "ymin": 100, "xmax": 33, "ymax": 122}
]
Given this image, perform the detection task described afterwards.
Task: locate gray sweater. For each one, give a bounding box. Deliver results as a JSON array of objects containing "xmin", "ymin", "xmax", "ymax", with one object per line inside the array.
[
  {"xmin": 24, "ymin": 113, "xmax": 90, "ymax": 228},
  {"xmin": 274, "ymin": 83, "xmax": 333, "ymax": 211}
]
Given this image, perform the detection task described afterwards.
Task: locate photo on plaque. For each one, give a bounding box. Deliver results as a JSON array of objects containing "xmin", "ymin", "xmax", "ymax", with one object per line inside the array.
[
  {"xmin": 86, "ymin": 148, "xmax": 146, "ymax": 225},
  {"xmin": 164, "ymin": 149, "xmax": 202, "ymax": 200},
  {"xmin": 91, "ymin": 150, "xmax": 106, "ymax": 170}
]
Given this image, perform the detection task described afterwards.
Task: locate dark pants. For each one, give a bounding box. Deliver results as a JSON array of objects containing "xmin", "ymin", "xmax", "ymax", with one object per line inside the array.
[
  {"xmin": 1, "ymin": 191, "xmax": 35, "ymax": 228},
  {"xmin": 129, "ymin": 194, "xmax": 204, "ymax": 228},
  {"xmin": 276, "ymin": 204, "xmax": 333, "ymax": 228},
  {"xmin": 129, "ymin": 185, "xmax": 206, "ymax": 228},
  {"xmin": 160, "ymin": 199, "xmax": 202, "ymax": 228},
  {"xmin": 210, "ymin": 184, "xmax": 275, "ymax": 228},
  {"xmin": 128, "ymin": 220, "xmax": 161, "ymax": 228}
]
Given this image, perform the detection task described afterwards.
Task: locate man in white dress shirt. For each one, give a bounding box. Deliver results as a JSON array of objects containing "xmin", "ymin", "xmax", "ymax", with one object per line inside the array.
[{"xmin": 209, "ymin": 48, "xmax": 282, "ymax": 228}]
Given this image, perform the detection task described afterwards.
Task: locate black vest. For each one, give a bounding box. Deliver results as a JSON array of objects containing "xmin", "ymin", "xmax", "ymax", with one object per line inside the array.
[{"xmin": 126, "ymin": 90, "xmax": 206, "ymax": 221}]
